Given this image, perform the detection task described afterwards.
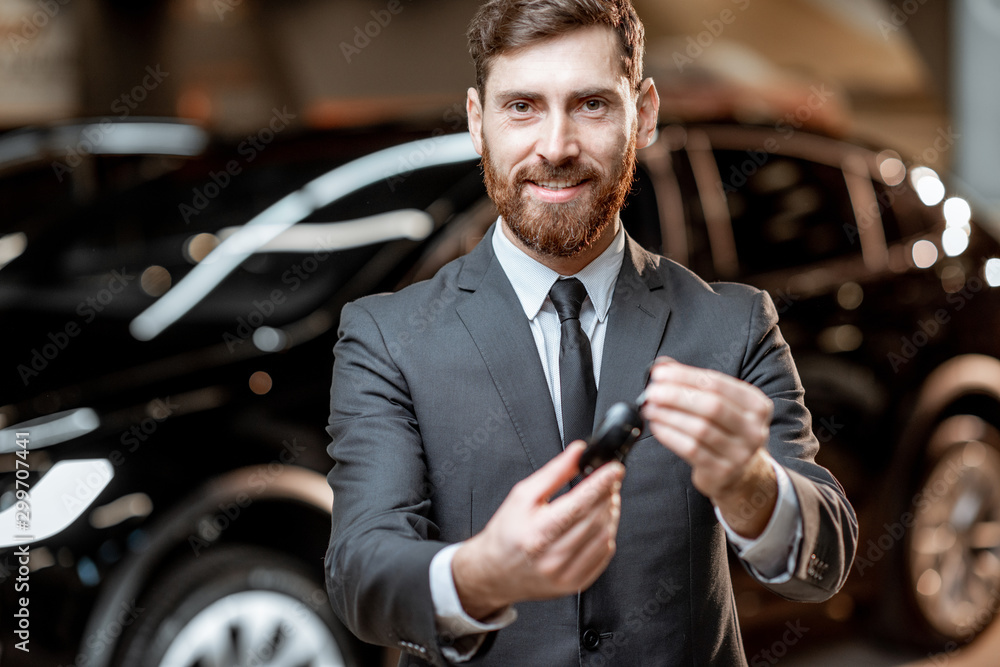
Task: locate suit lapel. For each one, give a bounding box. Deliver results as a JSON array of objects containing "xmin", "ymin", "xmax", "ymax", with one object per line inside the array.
[
  {"xmin": 596, "ymin": 237, "xmax": 672, "ymax": 419},
  {"xmin": 455, "ymin": 228, "xmax": 563, "ymax": 472}
]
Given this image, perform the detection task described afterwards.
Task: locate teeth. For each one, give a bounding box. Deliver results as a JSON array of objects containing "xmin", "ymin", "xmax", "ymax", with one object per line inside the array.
[{"xmin": 535, "ymin": 180, "xmax": 582, "ymax": 190}]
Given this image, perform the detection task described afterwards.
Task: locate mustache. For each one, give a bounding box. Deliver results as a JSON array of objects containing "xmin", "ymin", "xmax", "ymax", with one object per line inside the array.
[{"xmin": 515, "ymin": 162, "xmax": 602, "ymax": 186}]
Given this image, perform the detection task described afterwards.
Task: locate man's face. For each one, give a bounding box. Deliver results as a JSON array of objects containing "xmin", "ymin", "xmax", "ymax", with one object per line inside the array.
[{"xmin": 468, "ymin": 25, "xmax": 655, "ymax": 259}]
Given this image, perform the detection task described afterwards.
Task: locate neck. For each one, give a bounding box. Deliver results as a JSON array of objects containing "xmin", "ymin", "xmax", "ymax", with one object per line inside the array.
[{"xmin": 501, "ymin": 217, "xmax": 620, "ymax": 276}]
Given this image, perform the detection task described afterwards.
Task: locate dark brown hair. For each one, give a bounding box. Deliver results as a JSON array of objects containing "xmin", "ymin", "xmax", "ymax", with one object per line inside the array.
[{"xmin": 467, "ymin": 0, "xmax": 645, "ymax": 96}]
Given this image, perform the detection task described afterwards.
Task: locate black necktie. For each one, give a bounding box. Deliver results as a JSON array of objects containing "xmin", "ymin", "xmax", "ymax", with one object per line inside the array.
[{"xmin": 549, "ymin": 278, "xmax": 597, "ymax": 446}]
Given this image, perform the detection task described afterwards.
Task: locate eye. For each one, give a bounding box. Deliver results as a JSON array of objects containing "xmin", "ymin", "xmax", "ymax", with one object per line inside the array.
[
  {"xmin": 511, "ymin": 102, "xmax": 531, "ymax": 113},
  {"xmin": 583, "ymin": 99, "xmax": 605, "ymax": 111}
]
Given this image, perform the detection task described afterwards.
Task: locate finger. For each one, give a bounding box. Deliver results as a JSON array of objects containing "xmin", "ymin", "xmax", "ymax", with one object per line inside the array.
[
  {"xmin": 641, "ymin": 402, "xmax": 740, "ymax": 460},
  {"xmin": 527, "ymin": 476, "xmax": 617, "ymax": 564},
  {"xmin": 545, "ymin": 500, "xmax": 613, "ymax": 567},
  {"xmin": 518, "ymin": 442, "xmax": 588, "ymax": 504},
  {"xmin": 546, "ymin": 493, "xmax": 620, "ymax": 581},
  {"xmin": 548, "ymin": 459, "xmax": 623, "ymax": 517},
  {"xmin": 649, "ymin": 360, "xmax": 772, "ymax": 423},
  {"xmin": 538, "ymin": 461, "xmax": 621, "ymax": 549},
  {"xmin": 560, "ymin": 517, "xmax": 619, "ymax": 591},
  {"xmin": 650, "ymin": 360, "xmax": 760, "ymax": 409},
  {"xmin": 647, "ymin": 421, "xmax": 750, "ymax": 493},
  {"xmin": 643, "ymin": 382, "xmax": 748, "ymax": 438},
  {"xmin": 648, "ymin": 419, "xmax": 692, "ymax": 459},
  {"xmin": 551, "ymin": 480, "xmax": 620, "ymax": 547}
]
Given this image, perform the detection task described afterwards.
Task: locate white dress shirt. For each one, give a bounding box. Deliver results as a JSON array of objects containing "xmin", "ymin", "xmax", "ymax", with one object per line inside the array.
[{"xmin": 430, "ymin": 220, "xmax": 803, "ymax": 661}]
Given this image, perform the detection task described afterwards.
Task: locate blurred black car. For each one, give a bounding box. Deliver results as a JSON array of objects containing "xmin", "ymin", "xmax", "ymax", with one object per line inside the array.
[{"xmin": 2, "ymin": 116, "xmax": 1000, "ymax": 666}]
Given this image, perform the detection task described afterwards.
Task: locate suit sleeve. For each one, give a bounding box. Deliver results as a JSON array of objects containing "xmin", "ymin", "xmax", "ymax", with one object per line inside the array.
[
  {"xmin": 325, "ymin": 300, "xmax": 452, "ymax": 665},
  {"xmin": 739, "ymin": 289, "xmax": 858, "ymax": 601}
]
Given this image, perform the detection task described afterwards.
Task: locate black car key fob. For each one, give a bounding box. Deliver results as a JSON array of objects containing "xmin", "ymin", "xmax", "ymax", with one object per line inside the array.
[{"xmin": 578, "ymin": 401, "xmax": 643, "ymax": 476}]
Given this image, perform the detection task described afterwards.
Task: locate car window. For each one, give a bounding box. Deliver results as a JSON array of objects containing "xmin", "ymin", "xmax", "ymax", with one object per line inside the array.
[
  {"xmin": 713, "ymin": 151, "xmax": 859, "ymax": 276},
  {"xmin": 872, "ymin": 179, "xmax": 934, "ymax": 242},
  {"xmin": 2, "ymin": 147, "xmax": 441, "ymax": 328}
]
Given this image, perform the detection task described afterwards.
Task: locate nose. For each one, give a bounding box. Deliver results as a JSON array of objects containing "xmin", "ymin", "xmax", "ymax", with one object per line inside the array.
[{"xmin": 536, "ymin": 111, "xmax": 580, "ymax": 165}]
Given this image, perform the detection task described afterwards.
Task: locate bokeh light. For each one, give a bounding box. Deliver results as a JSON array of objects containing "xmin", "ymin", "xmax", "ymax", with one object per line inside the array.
[
  {"xmin": 910, "ymin": 166, "xmax": 945, "ymax": 207},
  {"xmin": 943, "ymin": 197, "xmax": 971, "ymax": 228},
  {"xmin": 140, "ymin": 266, "xmax": 172, "ymax": 297},
  {"xmin": 985, "ymin": 258, "xmax": 1000, "ymax": 288},
  {"xmin": 249, "ymin": 371, "xmax": 273, "ymax": 395},
  {"xmin": 942, "ymin": 228, "xmax": 969, "ymax": 257},
  {"xmin": 877, "ymin": 151, "xmax": 906, "ymax": 186},
  {"xmin": 912, "ymin": 239, "xmax": 939, "ymax": 269}
]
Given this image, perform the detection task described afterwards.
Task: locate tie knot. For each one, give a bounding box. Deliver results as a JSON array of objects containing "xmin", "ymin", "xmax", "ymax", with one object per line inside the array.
[{"xmin": 549, "ymin": 278, "xmax": 588, "ymax": 323}]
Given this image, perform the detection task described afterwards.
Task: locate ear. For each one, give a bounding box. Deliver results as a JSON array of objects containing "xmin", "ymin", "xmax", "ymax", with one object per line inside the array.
[
  {"xmin": 467, "ymin": 87, "xmax": 484, "ymax": 156},
  {"xmin": 635, "ymin": 78, "xmax": 660, "ymax": 150}
]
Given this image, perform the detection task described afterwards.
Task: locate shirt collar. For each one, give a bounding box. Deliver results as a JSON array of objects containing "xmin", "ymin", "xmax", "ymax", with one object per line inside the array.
[{"xmin": 492, "ymin": 218, "xmax": 625, "ymax": 322}]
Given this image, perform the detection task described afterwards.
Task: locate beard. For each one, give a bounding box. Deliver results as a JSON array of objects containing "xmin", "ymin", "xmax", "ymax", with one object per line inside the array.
[{"xmin": 481, "ymin": 132, "xmax": 637, "ymax": 258}]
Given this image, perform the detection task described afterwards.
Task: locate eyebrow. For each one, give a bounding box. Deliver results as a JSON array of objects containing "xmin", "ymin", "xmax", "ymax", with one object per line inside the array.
[{"xmin": 491, "ymin": 87, "xmax": 623, "ymax": 104}]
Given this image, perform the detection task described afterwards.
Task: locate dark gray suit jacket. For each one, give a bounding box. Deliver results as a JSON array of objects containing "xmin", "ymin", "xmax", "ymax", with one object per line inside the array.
[{"xmin": 325, "ymin": 227, "xmax": 857, "ymax": 666}]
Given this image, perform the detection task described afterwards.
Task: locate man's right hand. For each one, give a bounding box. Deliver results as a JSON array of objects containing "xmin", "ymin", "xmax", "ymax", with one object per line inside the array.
[{"xmin": 451, "ymin": 442, "xmax": 625, "ymax": 620}]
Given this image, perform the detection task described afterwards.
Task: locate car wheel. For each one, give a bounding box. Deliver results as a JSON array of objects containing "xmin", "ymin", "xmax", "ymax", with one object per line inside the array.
[
  {"xmin": 905, "ymin": 414, "xmax": 1000, "ymax": 643},
  {"xmin": 113, "ymin": 544, "xmax": 364, "ymax": 667}
]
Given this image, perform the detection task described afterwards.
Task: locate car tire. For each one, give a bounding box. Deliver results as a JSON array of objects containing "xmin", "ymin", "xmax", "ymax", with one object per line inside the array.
[
  {"xmin": 112, "ymin": 544, "xmax": 365, "ymax": 667},
  {"xmin": 903, "ymin": 414, "xmax": 1000, "ymax": 645}
]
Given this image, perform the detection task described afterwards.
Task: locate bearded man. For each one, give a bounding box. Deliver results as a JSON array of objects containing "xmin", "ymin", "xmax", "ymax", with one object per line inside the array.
[{"xmin": 325, "ymin": 1, "xmax": 857, "ymax": 665}]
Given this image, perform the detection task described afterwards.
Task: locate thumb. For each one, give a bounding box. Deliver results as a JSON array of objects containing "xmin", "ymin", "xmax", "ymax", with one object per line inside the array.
[{"xmin": 521, "ymin": 442, "xmax": 586, "ymax": 503}]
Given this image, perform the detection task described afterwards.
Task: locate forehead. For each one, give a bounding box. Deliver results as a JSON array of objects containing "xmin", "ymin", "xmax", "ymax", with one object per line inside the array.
[{"xmin": 484, "ymin": 25, "xmax": 628, "ymax": 99}]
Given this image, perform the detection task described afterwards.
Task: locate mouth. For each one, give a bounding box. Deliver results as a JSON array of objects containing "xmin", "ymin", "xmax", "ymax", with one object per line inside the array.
[
  {"xmin": 524, "ymin": 178, "xmax": 591, "ymax": 203},
  {"xmin": 531, "ymin": 178, "xmax": 585, "ymax": 190}
]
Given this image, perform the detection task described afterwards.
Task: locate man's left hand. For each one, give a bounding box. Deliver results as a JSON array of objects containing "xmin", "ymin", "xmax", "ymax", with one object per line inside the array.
[{"xmin": 640, "ymin": 357, "xmax": 778, "ymax": 539}]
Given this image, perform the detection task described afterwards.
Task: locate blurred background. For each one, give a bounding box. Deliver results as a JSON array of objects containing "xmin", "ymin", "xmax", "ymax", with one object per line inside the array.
[
  {"xmin": 1, "ymin": 0, "xmax": 993, "ymax": 193},
  {"xmin": 4, "ymin": 1, "xmax": 1000, "ymax": 666}
]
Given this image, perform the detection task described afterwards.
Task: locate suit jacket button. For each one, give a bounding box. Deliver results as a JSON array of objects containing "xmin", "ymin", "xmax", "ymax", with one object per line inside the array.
[{"xmin": 582, "ymin": 628, "xmax": 601, "ymax": 650}]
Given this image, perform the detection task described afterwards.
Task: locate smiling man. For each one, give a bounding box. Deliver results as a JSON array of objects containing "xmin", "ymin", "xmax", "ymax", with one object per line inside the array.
[{"xmin": 325, "ymin": 1, "xmax": 857, "ymax": 665}]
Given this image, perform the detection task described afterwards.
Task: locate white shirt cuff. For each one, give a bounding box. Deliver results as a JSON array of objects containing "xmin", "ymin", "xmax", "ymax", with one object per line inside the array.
[
  {"xmin": 715, "ymin": 458, "xmax": 803, "ymax": 582},
  {"xmin": 430, "ymin": 542, "xmax": 518, "ymax": 662}
]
